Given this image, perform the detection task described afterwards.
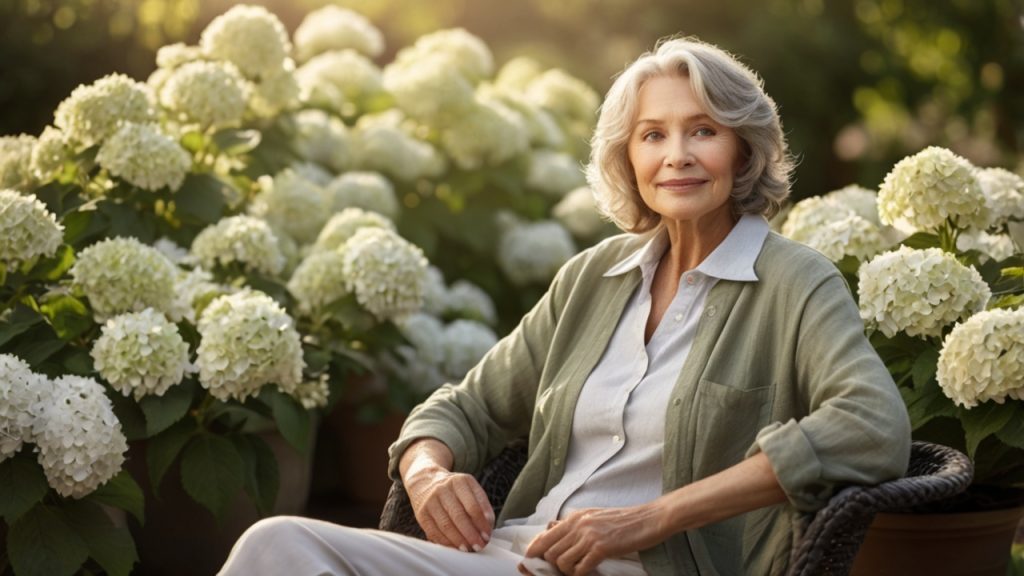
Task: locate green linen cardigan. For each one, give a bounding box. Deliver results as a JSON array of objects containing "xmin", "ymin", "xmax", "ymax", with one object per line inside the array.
[{"xmin": 388, "ymin": 229, "xmax": 912, "ymax": 576}]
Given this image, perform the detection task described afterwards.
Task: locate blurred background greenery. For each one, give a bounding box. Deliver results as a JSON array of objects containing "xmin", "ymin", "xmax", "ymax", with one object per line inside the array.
[{"xmin": 1, "ymin": 0, "xmax": 1022, "ymax": 202}]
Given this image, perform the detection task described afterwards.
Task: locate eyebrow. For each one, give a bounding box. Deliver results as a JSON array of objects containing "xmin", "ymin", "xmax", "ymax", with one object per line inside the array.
[{"xmin": 634, "ymin": 113, "xmax": 713, "ymax": 126}]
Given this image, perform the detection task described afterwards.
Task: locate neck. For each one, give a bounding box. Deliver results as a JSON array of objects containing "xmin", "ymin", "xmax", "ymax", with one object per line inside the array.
[{"xmin": 661, "ymin": 213, "xmax": 738, "ymax": 274}]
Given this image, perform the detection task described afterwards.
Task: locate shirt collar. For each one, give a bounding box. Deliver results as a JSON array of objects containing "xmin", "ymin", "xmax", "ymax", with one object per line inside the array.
[{"xmin": 603, "ymin": 214, "xmax": 769, "ymax": 282}]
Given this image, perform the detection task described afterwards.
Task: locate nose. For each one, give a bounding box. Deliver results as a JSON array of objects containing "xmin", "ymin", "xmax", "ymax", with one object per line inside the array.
[{"xmin": 664, "ymin": 135, "xmax": 693, "ymax": 168}]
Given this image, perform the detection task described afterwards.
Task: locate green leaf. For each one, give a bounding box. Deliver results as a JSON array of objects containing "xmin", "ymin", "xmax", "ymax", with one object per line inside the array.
[
  {"xmin": 99, "ymin": 201, "xmax": 155, "ymax": 243},
  {"xmin": 39, "ymin": 293, "xmax": 92, "ymax": 341},
  {"xmin": 0, "ymin": 451, "xmax": 49, "ymax": 522},
  {"xmin": 260, "ymin": 387, "xmax": 310, "ymax": 455},
  {"xmin": 139, "ymin": 379, "xmax": 196, "ymax": 437},
  {"xmin": 997, "ymin": 417, "xmax": 1024, "ymax": 450},
  {"xmin": 26, "ymin": 245, "xmax": 75, "ymax": 282},
  {"xmin": 212, "ymin": 128, "xmax": 262, "ymax": 155},
  {"xmin": 146, "ymin": 417, "xmax": 196, "ymax": 493},
  {"xmin": 61, "ymin": 499, "xmax": 138, "ymax": 576},
  {"xmin": 60, "ymin": 348, "xmax": 94, "ymax": 375},
  {"xmin": 174, "ymin": 173, "xmax": 229, "ymax": 225},
  {"xmin": 179, "ymin": 434, "xmax": 245, "ymax": 520},
  {"xmin": 231, "ymin": 434, "xmax": 279, "ymax": 517},
  {"xmin": 180, "ymin": 131, "xmax": 205, "ymax": 153},
  {"xmin": 900, "ymin": 232, "xmax": 941, "ymax": 250},
  {"xmin": 8, "ymin": 504, "xmax": 89, "ymax": 576},
  {"xmin": 85, "ymin": 471, "xmax": 145, "ymax": 525},
  {"xmin": 62, "ymin": 209, "xmax": 107, "ymax": 247},
  {"xmin": 106, "ymin": 391, "xmax": 147, "ymax": 441},
  {"xmin": 8, "ymin": 324, "xmax": 66, "ymax": 365},
  {"xmin": 961, "ymin": 402, "xmax": 1016, "ymax": 458},
  {"xmin": 910, "ymin": 347, "xmax": 939, "ymax": 389},
  {"xmin": 0, "ymin": 304, "xmax": 43, "ymax": 348},
  {"xmin": 900, "ymin": 382, "xmax": 958, "ymax": 431}
]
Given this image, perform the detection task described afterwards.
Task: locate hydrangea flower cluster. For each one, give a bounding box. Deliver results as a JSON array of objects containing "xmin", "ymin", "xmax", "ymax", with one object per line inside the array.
[
  {"xmin": 292, "ymin": 109, "xmax": 351, "ymax": 173},
  {"xmin": 191, "ymin": 215, "xmax": 286, "ymax": 276},
  {"xmin": 196, "ymin": 290, "xmax": 305, "ymax": 402},
  {"xmin": 33, "ymin": 375, "xmax": 127, "ymax": 498},
  {"xmin": 354, "ymin": 113, "xmax": 446, "ymax": 181},
  {"xmin": 287, "ymin": 251, "xmax": 350, "ymax": 315},
  {"xmin": 155, "ymin": 42, "xmax": 203, "ymax": 69},
  {"xmin": 824, "ymin": 184, "xmax": 882, "ymax": 226},
  {"xmin": 71, "ymin": 237, "xmax": 178, "ymax": 321},
  {"xmin": 975, "ymin": 167, "xmax": 1024, "ymax": 229},
  {"xmin": 199, "ymin": 4, "xmax": 291, "ymax": 80},
  {"xmin": 91, "ymin": 308, "xmax": 192, "ymax": 400},
  {"xmin": 803, "ymin": 214, "xmax": 890, "ymax": 262},
  {"xmin": 495, "ymin": 56, "xmax": 543, "ymax": 92},
  {"xmin": 248, "ymin": 64, "xmax": 301, "ymax": 118},
  {"xmin": 312, "ymin": 207, "xmax": 395, "ymax": 253},
  {"xmin": 420, "ymin": 266, "xmax": 448, "ymax": 317},
  {"xmin": 296, "ymin": 49, "xmax": 384, "ymax": 115},
  {"xmin": 484, "ymin": 88, "xmax": 565, "ymax": 149},
  {"xmin": 554, "ymin": 186, "xmax": 605, "ymax": 239},
  {"xmin": 96, "ymin": 123, "xmax": 192, "ymax": 191},
  {"xmin": 340, "ymin": 227, "xmax": 428, "ymax": 321},
  {"xmin": 0, "ymin": 134, "xmax": 38, "ymax": 191},
  {"xmin": 159, "ymin": 60, "xmax": 250, "ymax": 129},
  {"xmin": 0, "ymin": 354, "xmax": 49, "ymax": 461},
  {"xmin": 442, "ymin": 319, "xmax": 498, "ymax": 378},
  {"xmin": 54, "ymin": 73, "xmax": 155, "ymax": 148},
  {"xmin": 384, "ymin": 56, "xmax": 476, "ymax": 124},
  {"xmin": 878, "ymin": 146, "xmax": 989, "ymax": 232},
  {"xmin": 30, "ymin": 126, "xmax": 69, "ymax": 183},
  {"xmin": 440, "ymin": 98, "xmax": 529, "ymax": 170},
  {"xmin": 781, "ymin": 196, "xmax": 853, "ymax": 244},
  {"xmin": 444, "ymin": 280, "xmax": 497, "ymax": 326},
  {"xmin": 399, "ymin": 28, "xmax": 494, "ymax": 82},
  {"xmin": 526, "ymin": 150, "xmax": 585, "ymax": 197},
  {"xmin": 0, "ymin": 189, "xmax": 64, "ymax": 265},
  {"xmin": 283, "ymin": 377, "xmax": 331, "ymax": 410},
  {"xmin": 326, "ymin": 171, "xmax": 399, "ymax": 219},
  {"xmin": 858, "ymin": 246, "xmax": 991, "ymax": 338},
  {"xmin": 936, "ymin": 308, "xmax": 1024, "ymax": 408},
  {"xmin": 170, "ymin": 266, "xmax": 222, "ymax": 323},
  {"xmin": 524, "ymin": 68, "xmax": 600, "ymax": 127},
  {"xmin": 293, "ymin": 5, "xmax": 385, "ymax": 62},
  {"xmin": 498, "ymin": 220, "xmax": 577, "ymax": 286},
  {"xmin": 251, "ymin": 170, "xmax": 328, "ymax": 244},
  {"xmin": 392, "ymin": 313, "xmax": 447, "ymax": 393}
]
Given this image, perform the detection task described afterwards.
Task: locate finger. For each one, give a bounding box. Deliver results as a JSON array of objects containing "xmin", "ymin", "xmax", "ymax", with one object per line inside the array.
[
  {"xmin": 418, "ymin": 513, "xmax": 457, "ymax": 549},
  {"xmin": 574, "ymin": 550, "xmax": 607, "ymax": 576},
  {"xmin": 453, "ymin": 476, "xmax": 494, "ymax": 541},
  {"xmin": 438, "ymin": 489, "xmax": 486, "ymax": 551},
  {"xmin": 556, "ymin": 539, "xmax": 591, "ymax": 576},
  {"xmin": 525, "ymin": 518, "xmax": 569, "ymax": 558}
]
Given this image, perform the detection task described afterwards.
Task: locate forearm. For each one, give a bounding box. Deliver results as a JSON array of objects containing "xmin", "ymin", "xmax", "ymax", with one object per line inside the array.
[
  {"xmin": 653, "ymin": 452, "xmax": 787, "ymax": 536},
  {"xmin": 399, "ymin": 437, "xmax": 456, "ymax": 484}
]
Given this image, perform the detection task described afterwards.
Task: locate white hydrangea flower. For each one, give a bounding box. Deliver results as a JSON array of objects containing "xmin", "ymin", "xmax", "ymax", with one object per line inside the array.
[
  {"xmin": 0, "ymin": 135, "xmax": 38, "ymax": 191},
  {"xmin": 191, "ymin": 215, "xmax": 286, "ymax": 276},
  {"xmin": 957, "ymin": 230, "xmax": 1017, "ymax": 263},
  {"xmin": 152, "ymin": 237, "xmax": 188, "ymax": 264},
  {"xmin": 525, "ymin": 68, "xmax": 600, "ymax": 126},
  {"xmin": 482, "ymin": 86, "xmax": 565, "ymax": 149},
  {"xmin": 858, "ymin": 246, "xmax": 991, "ymax": 339},
  {"xmin": 440, "ymin": 98, "xmax": 529, "ymax": 170},
  {"xmin": 71, "ymin": 237, "xmax": 178, "ymax": 321},
  {"xmin": 292, "ymin": 109, "xmax": 351, "ymax": 174},
  {"xmin": 294, "ymin": 5, "xmax": 384, "ymax": 61},
  {"xmin": 30, "ymin": 126, "xmax": 70, "ymax": 183},
  {"xmin": 554, "ymin": 186, "xmax": 606, "ymax": 238},
  {"xmin": 824, "ymin": 184, "xmax": 881, "ymax": 226},
  {"xmin": 975, "ymin": 167, "xmax": 1024, "ymax": 229},
  {"xmin": 169, "ymin": 266, "xmax": 222, "ymax": 323},
  {"xmin": 526, "ymin": 150, "xmax": 585, "ymax": 197},
  {"xmin": 803, "ymin": 214, "xmax": 890, "ymax": 262},
  {"xmin": 0, "ymin": 354, "xmax": 50, "ymax": 461},
  {"xmin": 495, "ymin": 57, "xmax": 543, "ymax": 92},
  {"xmin": 394, "ymin": 28, "xmax": 493, "ymax": 83},
  {"xmin": 326, "ymin": 171, "xmax": 399, "ymax": 220},
  {"xmin": 91, "ymin": 308, "xmax": 192, "ymax": 401},
  {"xmin": 936, "ymin": 308, "xmax": 1024, "ymax": 408},
  {"xmin": 878, "ymin": 146, "xmax": 989, "ymax": 232},
  {"xmin": 283, "ymin": 376, "xmax": 330, "ymax": 410},
  {"xmin": 312, "ymin": 207, "xmax": 395, "ymax": 254},
  {"xmin": 96, "ymin": 123, "xmax": 191, "ymax": 192},
  {"xmin": 32, "ymin": 375, "xmax": 127, "ymax": 498},
  {"xmin": 444, "ymin": 280, "xmax": 497, "ymax": 326},
  {"xmin": 250, "ymin": 170, "xmax": 328, "ymax": 245},
  {"xmin": 287, "ymin": 251, "xmax": 350, "ymax": 315},
  {"xmin": 196, "ymin": 290, "xmax": 305, "ymax": 402},
  {"xmin": 249, "ymin": 62, "xmax": 301, "ymax": 118},
  {"xmin": 340, "ymin": 227, "xmax": 428, "ymax": 321},
  {"xmin": 295, "ymin": 49, "xmax": 384, "ymax": 115},
  {"xmin": 156, "ymin": 42, "xmax": 203, "ymax": 69},
  {"xmin": 159, "ymin": 60, "xmax": 250, "ymax": 129},
  {"xmin": 498, "ymin": 220, "xmax": 577, "ymax": 286},
  {"xmin": 290, "ymin": 161, "xmax": 333, "ymax": 186},
  {"xmin": 393, "ymin": 313, "xmax": 447, "ymax": 393},
  {"xmin": 383, "ymin": 56, "xmax": 476, "ymax": 125},
  {"xmin": 781, "ymin": 196, "xmax": 854, "ymax": 244},
  {"xmin": 199, "ymin": 4, "xmax": 291, "ymax": 80},
  {"xmin": 420, "ymin": 266, "xmax": 448, "ymax": 317},
  {"xmin": 442, "ymin": 319, "xmax": 497, "ymax": 379},
  {"xmin": 354, "ymin": 113, "xmax": 447, "ymax": 181},
  {"xmin": 54, "ymin": 74, "xmax": 155, "ymax": 149},
  {"xmin": 0, "ymin": 189, "xmax": 64, "ymax": 264}
]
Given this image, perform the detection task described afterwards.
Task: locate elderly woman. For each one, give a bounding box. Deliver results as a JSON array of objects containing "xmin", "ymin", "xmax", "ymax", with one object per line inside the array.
[{"xmin": 220, "ymin": 37, "xmax": 911, "ymax": 576}]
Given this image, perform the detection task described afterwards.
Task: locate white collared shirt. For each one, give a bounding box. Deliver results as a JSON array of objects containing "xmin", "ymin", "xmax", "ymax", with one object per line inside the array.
[{"xmin": 517, "ymin": 214, "xmax": 770, "ymax": 525}]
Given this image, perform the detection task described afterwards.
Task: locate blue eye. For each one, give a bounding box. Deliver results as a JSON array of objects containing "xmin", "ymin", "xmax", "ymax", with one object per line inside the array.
[
  {"xmin": 642, "ymin": 131, "xmax": 663, "ymax": 142},
  {"xmin": 694, "ymin": 127, "xmax": 716, "ymax": 137}
]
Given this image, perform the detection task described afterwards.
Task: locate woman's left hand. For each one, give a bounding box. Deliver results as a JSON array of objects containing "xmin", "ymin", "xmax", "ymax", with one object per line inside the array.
[{"xmin": 520, "ymin": 504, "xmax": 666, "ymax": 576}]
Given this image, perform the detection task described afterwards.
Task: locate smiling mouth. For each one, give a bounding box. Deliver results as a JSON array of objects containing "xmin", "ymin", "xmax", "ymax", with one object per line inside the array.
[{"xmin": 657, "ymin": 178, "xmax": 707, "ymax": 189}]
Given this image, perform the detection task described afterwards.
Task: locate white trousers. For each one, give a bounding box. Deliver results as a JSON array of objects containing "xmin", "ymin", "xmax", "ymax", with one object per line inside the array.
[{"xmin": 218, "ymin": 516, "xmax": 647, "ymax": 576}]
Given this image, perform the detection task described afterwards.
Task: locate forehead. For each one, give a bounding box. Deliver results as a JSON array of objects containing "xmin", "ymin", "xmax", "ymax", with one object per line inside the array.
[{"xmin": 634, "ymin": 74, "xmax": 705, "ymax": 121}]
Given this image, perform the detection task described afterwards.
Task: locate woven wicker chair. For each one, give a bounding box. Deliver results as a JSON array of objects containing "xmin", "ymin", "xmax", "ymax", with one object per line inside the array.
[{"xmin": 379, "ymin": 440, "xmax": 973, "ymax": 576}]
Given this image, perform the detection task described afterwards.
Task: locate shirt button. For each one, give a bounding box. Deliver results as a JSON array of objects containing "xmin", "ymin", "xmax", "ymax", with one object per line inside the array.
[
  {"xmin": 553, "ymin": 458, "xmax": 561, "ymax": 466},
  {"xmin": 613, "ymin": 435, "xmax": 621, "ymax": 443},
  {"xmin": 685, "ymin": 275, "xmax": 695, "ymax": 285},
  {"xmin": 706, "ymin": 305, "xmax": 717, "ymax": 318},
  {"xmin": 673, "ymin": 397, "xmax": 682, "ymax": 406},
  {"xmin": 674, "ymin": 313, "xmax": 683, "ymax": 322}
]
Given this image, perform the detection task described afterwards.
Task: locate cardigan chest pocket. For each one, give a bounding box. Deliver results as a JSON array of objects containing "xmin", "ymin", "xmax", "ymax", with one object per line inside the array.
[{"xmin": 692, "ymin": 378, "xmax": 772, "ymax": 476}]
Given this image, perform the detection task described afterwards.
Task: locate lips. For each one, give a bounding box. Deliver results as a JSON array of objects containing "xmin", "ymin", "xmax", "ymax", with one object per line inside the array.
[{"xmin": 657, "ymin": 178, "xmax": 707, "ymax": 189}]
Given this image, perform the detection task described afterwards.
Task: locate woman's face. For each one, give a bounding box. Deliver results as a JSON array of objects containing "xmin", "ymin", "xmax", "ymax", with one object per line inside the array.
[{"xmin": 627, "ymin": 74, "xmax": 743, "ymax": 230}]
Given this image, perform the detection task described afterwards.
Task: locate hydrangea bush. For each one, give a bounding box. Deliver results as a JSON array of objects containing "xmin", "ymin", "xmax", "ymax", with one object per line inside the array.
[{"xmin": 780, "ymin": 147, "xmax": 1024, "ymax": 491}]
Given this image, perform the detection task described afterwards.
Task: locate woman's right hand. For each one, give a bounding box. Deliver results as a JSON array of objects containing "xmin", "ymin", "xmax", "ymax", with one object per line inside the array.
[{"xmin": 400, "ymin": 438, "xmax": 495, "ymax": 552}]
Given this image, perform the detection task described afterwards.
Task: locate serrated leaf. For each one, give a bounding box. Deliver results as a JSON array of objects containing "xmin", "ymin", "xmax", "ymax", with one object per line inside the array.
[
  {"xmin": 900, "ymin": 382, "xmax": 958, "ymax": 431},
  {"xmin": 85, "ymin": 471, "xmax": 145, "ymax": 525},
  {"xmin": 961, "ymin": 402, "xmax": 1016, "ymax": 458},
  {"xmin": 899, "ymin": 232, "xmax": 941, "ymax": 250},
  {"xmin": 39, "ymin": 293, "xmax": 92, "ymax": 341},
  {"xmin": 0, "ymin": 451, "xmax": 49, "ymax": 522},
  {"xmin": 180, "ymin": 434, "xmax": 245, "ymax": 520},
  {"xmin": 27, "ymin": 245, "xmax": 75, "ymax": 282},
  {"xmin": 910, "ymin": 347, "xmax": 939, "ymax": 389},
  {"xmin": 260, "ymin": 387, "xmax": 310, "ymax": 455},
  {"xmin": 146, "ymin": 418, "xmax": 196, "ymax": 493},
  {"xmin": 8, "ymin": 504, "xmax": 89, "ymax": 576},
  {"xmin": 231, "ymin": 434, "xmax": 279, "ymax": 517},
  {"xmin": 60, "ymin": 500, "xmax": 138, "ymax": 576},
  {"xmin": 139, "ymin": 379, "xmax": 196, "ymax": 437},
  {"xmin": 174, "ymin": 173, "xmax": 228, "ymax": 225}
]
